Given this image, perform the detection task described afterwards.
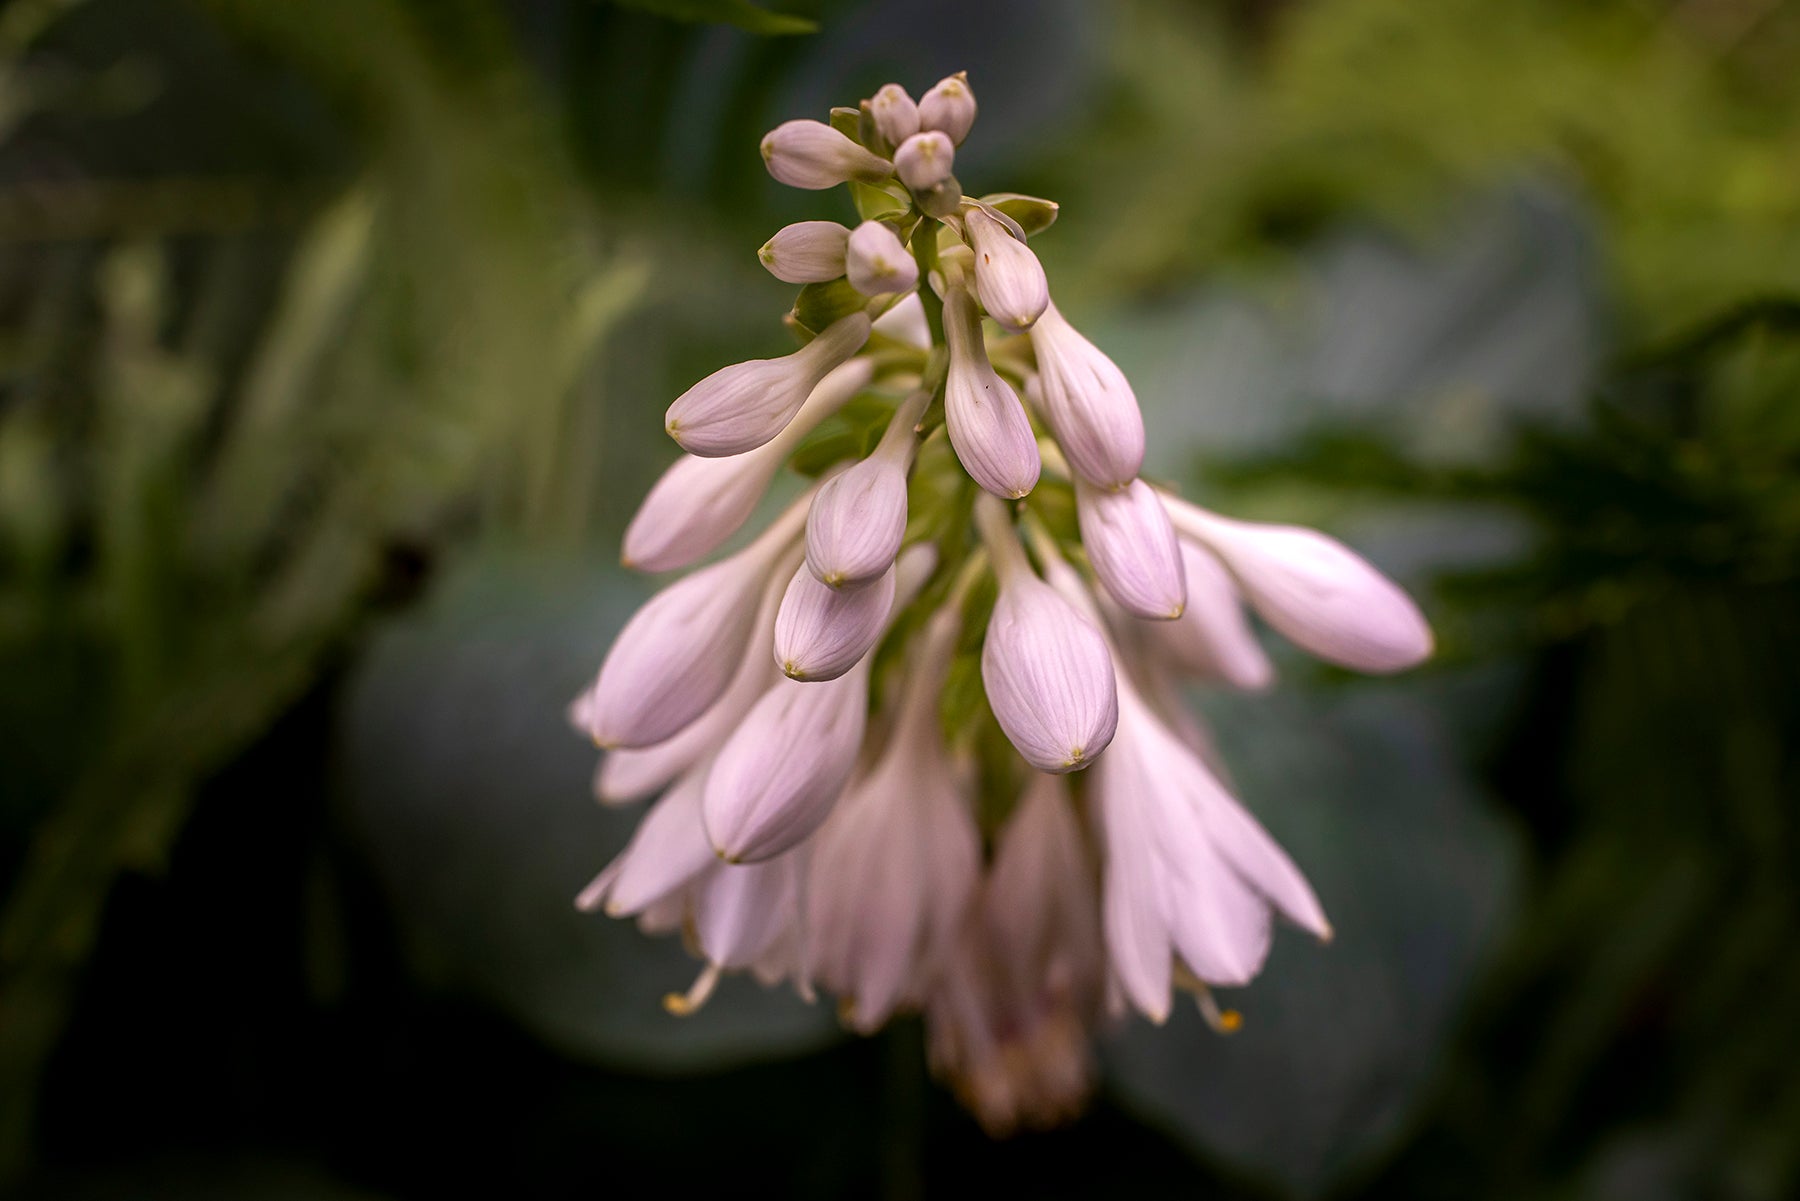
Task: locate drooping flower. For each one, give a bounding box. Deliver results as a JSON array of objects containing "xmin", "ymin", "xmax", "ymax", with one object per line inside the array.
[
  {"xmin": 1163, "ymin": 492, "xmax": 1433, "ymax": 673},
  {"xmin": 1027, "ymin": 300, "xmax": 1145, "ymax": 489},
  {"xmin": 963, "ymin": 205, "xmax": 1049, "ymax": 333},
  {"xmin": 805, "ymin": 389, "xmax": 928, "ymax": 587},
  {"xmin": 975, "ymin": 495, "xmax": 1118, "ymax": 773},
  {"xmin": 573, "ymin": 71, "xmax": 1433, "ymax": 1134},
  {"xmin": 808, "ymin": 605, "xmax": 980, "ymax": 1030},
  {"xmin": 1075, "ymin": 477, "xmax": 1187, "ymax": 620},
  {"xmin": 943, "ymin": 284, "xmax": 1039, "ymax": 498}
]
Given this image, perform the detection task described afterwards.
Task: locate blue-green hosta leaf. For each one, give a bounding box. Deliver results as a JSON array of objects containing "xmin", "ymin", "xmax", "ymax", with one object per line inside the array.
[
  {"xmin": 607, "ymin": 0, "xmax": 815, "ymax": 36},
  {"xmin": 334, "ymin": 549, "xmax": 838, "ymax": 1072}
]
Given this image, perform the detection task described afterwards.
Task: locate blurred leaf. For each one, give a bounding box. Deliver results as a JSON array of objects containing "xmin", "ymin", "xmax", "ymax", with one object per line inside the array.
[{"xmin": 605, "ymin": 0, "xmax": 816, "ymax": 36}]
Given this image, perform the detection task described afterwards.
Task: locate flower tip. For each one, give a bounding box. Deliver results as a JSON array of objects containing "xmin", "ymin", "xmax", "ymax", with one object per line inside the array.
[
  {"xmin": 1317, "ymin": 921, "xmax": 1336, "ymax": 945},
  {"xmin": 782, "ymin": 660, "xmax": 808, "ymax": 680},
  {"xmin": 1006, "ymin": 484, "xmax": 1033, "ymax": 500}
]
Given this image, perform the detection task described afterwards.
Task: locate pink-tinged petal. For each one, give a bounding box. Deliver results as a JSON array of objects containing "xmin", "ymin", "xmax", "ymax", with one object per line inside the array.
[
  {"xmin": 760, "ymin": 119, "xmax": 892, "ymax": 189},
  {"xmin": 773, "ymin": 559, "xmax": 897, "ymax": 681},
  {"xmin": 872, "ymin": 291, "xmax": 929, "ymax": 350},
  {"xmin": 593, "ymin": 557, "xmax": 789, "ymax": 803},
  {"xmin": 845, "ymin": 220, "xmax": 919, "ymax": 297},
  {"xmin": 964, "ymin": 206, "xmax": 1048, "ymax": 332},
  {"xmin": 694, "ymin": 853, "xmax": 800, "ymax": 970},
  {"xmin": 1025, "ymin": 300, "xmax": 1145, "ymax": 488},
  {"xmin": 577, "ymin": 768, "xmax": 715, "ymax": 918},
  {"xmin": 1165, "ymin": 495, "xmax": 1433, "ymax": 673},
  {"xmin": 666, "ymin": 313, "xmax": 871, "ymax": 457},
  {"xmin": 806, "ymin": 391, "xmax": 927, "ymax": 586},
  {"xmin": 868, "ymin": 83, "xmax": 920, "ymax": 146},
  {"xmin": 1076, "ymin": 477, "xmax": 1186, "ymax": 620},
  {"xmin": 1145, "ymin": 540, "xmax": 1274, "ymax": 690},
  {"xmin": 893, "ymin": 130, "xmax": 954, "ymax": 192},
  {"xmin": 944, "ymin": 286, "xmax": 1039, "ymax": 498},
  {"xmin": 918, "ymin": 72, "xmax": 977, "ymax": 145},
  {"xmin": 758, "ymin": 220, "xmax": 850, "ymax": 284}
]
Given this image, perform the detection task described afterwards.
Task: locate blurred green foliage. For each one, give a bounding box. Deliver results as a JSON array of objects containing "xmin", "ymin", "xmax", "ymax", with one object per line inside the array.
[{"xmin": 0, "ymin": 0, "xmax": 1796, "ymax": 1196}]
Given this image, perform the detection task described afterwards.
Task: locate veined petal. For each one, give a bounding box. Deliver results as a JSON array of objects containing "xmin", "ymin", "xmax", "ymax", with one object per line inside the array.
[
  {"xmin": 1143, "ymin": 540, "xmax": 1274, "ymax": 690},
  {"xmin": 758, "ymin": 220, "xmax": 850, "ymax": 284},
  {"xmin": 846, "ymin": 221, "xmax": 919, "ymax": 297},
  {"xmin": 1076, "ymin": 478, "xmax": 1186, "ymax": 620},
  {"xmin": 665, "ymin": 312, "xmax": 871, "ymax": 457},
  {"xmin": 760, "ymin": 119, "xmax": 892, "ymax": 189},
  {"xmin": 1164, "ymin": 494, "xmax": 1433, "ymax": 673},
  {"xmin": 773, "ymin": 559, "xmax": 897, "ymax": 681},
  {"xmin": 918, "ymin": 72, "xmax": 976, "ymax": 145},
  {"xmin": 805, "ymin": 390, "xmax": 926, "ymax": 587},
  {"xmin": 868, "ymin": 83, "xmax": 920, "ymax": 146},
  {"xmin": 894, "ymin": 130, "xmax": 954, "ymax": 193},
  {"xmin": 964, "ymin": 206, "xmax": 1048, "ymax": 333},
  {"xmin": 944, "ymin": 286, "xmax": 1039, "ymax": 498},
  {"xmin": 1026, "ymin": 300, "xmax": 1145, "ymax": 489}
]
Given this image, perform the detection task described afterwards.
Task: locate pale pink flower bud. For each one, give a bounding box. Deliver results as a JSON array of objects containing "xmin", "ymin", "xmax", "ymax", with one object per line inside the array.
[
  {"xmin": 868, "ymin": 83, "xmax": 919, "ymax": 146},
  {"xmin": 976, "ymin": 496, "xmax": 1118, "ymax": 772},
  {"xmin": 582, "ymin": 499, "xmax": 806, "ymax": 749},
  {"xmin": 872, "ymin": 290, "xmax": 929, "ymax": 349},
  {"xmin": 625, "ymin": 358, "xmax": 873, "ymax": 573},
  {"xmin": 1164, "ymin": 495, "xmax": 1433, "ymax": 674},
  {"xmin": 1075, "ymin": 477, "xmax": 1186, "ymax": 620},
  {"xmin": 758, "ymin": 220, "xmax": 850, "ymax": 283},
  {"xmin": 893, "ymin": 130, "xmax": 954, "ymax": 192},
  {"xmin": 773, "ymin": 559, "xmax": 897, "ymax": 681},
  {"xmin": 760, "ymin": 119, "xmax": 892, "ymax": 189},
  {"xmin": 805, "ymin": 390, "xmax": 927, "ymax": 587},
  {"xmin": 918, "ymin": 72, "xmax": 976, "ymax": 145},
  {"xmin": 1144, "ymin": 540, "xmax": 1274, "ymax": 690},
  {"xmin": 593, "ymin": 557, "xmax": 789, "ymax": 803},
  {"xmin": 845, "ymin": 220, "xmax": 918, "ymax": 297},
  {"xmin": 944, "ymin": 285, "xmax": 1039, "ymax": 499},
  {"xmin": 701, "ymin": 668, "xmax": 869, "ymax": 864},
  {"xmin": 666, "ymin": 312, "xmax": 871, "ymax": 457},
  {"xmin": 1026, "ymin": 301, "xmax": 1145, "ymax": 488},
  {"xmin": 576, "ymin": 768, "xmax": 715, "ymax": 918},
  {"xmin": 964, "ymin": 206, "xmax": 1048, "ymax": 332},
  {"xmin": 703, "ymin": 547, "xmax": 934, "ymax": 862}
]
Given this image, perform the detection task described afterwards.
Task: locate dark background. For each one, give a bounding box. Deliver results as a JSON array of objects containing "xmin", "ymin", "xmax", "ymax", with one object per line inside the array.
[{"xmin": 2, "ymin": 0, "xmax": 1798, "ymax": 1197}]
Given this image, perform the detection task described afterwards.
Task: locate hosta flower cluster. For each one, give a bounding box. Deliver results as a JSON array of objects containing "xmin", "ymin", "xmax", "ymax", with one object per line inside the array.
[{"xmin": 571, "ymin": 73, "xmax": 1432, "ymax": 1132}]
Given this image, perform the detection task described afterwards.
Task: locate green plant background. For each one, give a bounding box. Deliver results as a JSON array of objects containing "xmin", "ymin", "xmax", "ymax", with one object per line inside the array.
[{"xmin": 1, "ymin": 0, "xmax": 1796, "ymax": 1197}]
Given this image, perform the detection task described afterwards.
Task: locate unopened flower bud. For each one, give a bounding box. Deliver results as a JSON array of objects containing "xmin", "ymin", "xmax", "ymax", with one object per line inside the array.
[
  {"xmin": 666, "ymin": 312, "xmax": 871, "ymax": 457},
  {"xmin": 626, "ymin": 358, "xmax": 873, "ymax": 572},
  {"xmin": 894, "ymin": 130, "xmax": 955, "ymax": 193},
  {"xmin": 703, "ymin": 548, "xmax": 933, "ymax": 863},
  {"xmin": 806, "ymin": 391, "xmax": 927, "ymax": 586},
  {"xmin": 583, "ymin": 499, "xmax": 806, "ymax": 749},
  {"xmin": 773, "ymin": 559, "xmax": 897, "ymax": 681},
  {"xmin": 976, "ymin": 497, "xmax": 1118, "ymax": 772},
  {"xmin": 919, "ymin": 72, "xmax": 977, "ymax": 145},
  {"xmin": 760, "ymin": 119, "xmax": 892, "ymax": 190},
  {"xmin": 1163, "ymin": 495, "xmax": 1433, "ymax": 673},
  {"xmin": 758, "ymin": 220, "xmax": 850, "ymax": 284},
  {"xmin": 1145, "ymin": 540, "xmax": 1274, "ymax": 690},
  {"xmin": 845, "ymin": 221, "xmax": 919, "ymax": 296},
  {"xmin": 868, "ymin": 83, "xmax": 920, "ymax": 147},
  {"xmin": 964, "ymin": 206, "xmax": 1048, "ymax": 332},
  {"xmin": 944, "ymin": 285, "xmax": 1039, "ymax": 499},
  {"xmin": 1075, "ymin": 478, "xmax": 1186, "ymax": 620},
  {"xmin": 1026, "ymin": 301, "xmax": 1145, "ymax": 488},
  {"xmin": 872, "ymin": 291, "xmax": 929, "ymax": 349}
]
